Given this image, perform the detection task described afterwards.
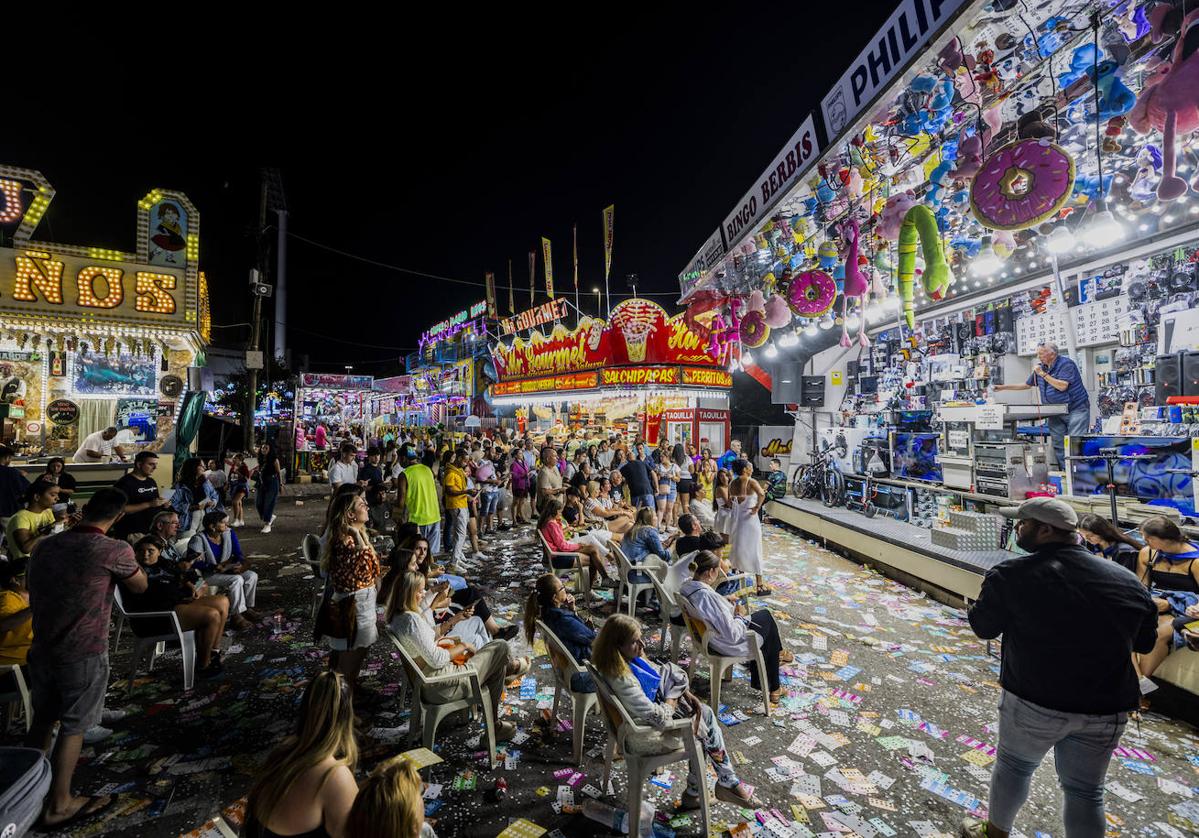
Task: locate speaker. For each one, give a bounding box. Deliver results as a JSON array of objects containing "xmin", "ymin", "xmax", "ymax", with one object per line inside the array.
[
  {"xmin": 1184, "ymin": 351, "xmax": 1199, "ymax": 396},
  {"xmin": 996, "ymin": 305, "xmax": 1014, "ymax": 333},
  {"xmin": 1158, "ymin": 352, "xmax": 1183, "ymax": 404},
  {"xmin": 800, "ymin": 375, "xmax": 826, "ymax": 407},
  {"xmin": 770, "ymin": 362, "xmax": 804, "ymax": 404},
  {"xmin": 846, "ymin": 360, "xmax": 859, "ymax": 378},
  {"xmin": 955, "ymin": 322, "xmax": 972, "ymax": 343}
]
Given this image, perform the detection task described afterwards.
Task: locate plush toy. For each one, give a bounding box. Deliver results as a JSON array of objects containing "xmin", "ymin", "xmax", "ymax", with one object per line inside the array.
[
  {"xmin": 839, "ymin": 219, "xmax": 871, "ymax": 348},
  {"xmin": 786, "ymin": 270, "xmax": 838, "ymax": 319},
  {"xmin": 1128, "ymin": 9, "xmax": 1199, "ymax": 200},
  {"xmin": 1130, "ymin": 144, "xmax": 1164, "ymax": 204},
  {"xmin": 1059, "ymin": 44, "xmax": 1100, "ymax": 88},
  {"xmin": 879, "ymin": 192, "xmax": 918, "ymax": 241},
  {"xmin": 970, "ymin": 138, "xmax": 1076, "ymax": 230},
  {"xmin": 897, "ymin": 205, "xmax": 953, "ymax": 329},
  {"xmin": 951, "ymin": 130, "xmax": 984, "ymax": 179},
  {"xmin": 992, "ymin": 230, "xmax": 1018, "ymax": 259},
  {"xmin": 763, "ymin": 293, "xmax": 792, "ymax": 328},
  {"xmin": 927, "ymin": 156, "xmax": 956, "ymax": 205},
  {"xmin": 818, "ymin": 240, "xmax": 839, "ymax": 269},
  {"xmin": 1072, "ymin": 172, "xmax": 1113, "ymax": 203}
]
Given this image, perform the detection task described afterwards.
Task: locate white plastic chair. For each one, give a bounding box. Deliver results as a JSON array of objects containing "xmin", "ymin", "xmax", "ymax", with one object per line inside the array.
[
  {"xmin": 611, "ymin": 544, "xmax": 660, "ymax": 617},
  {"xmin": 0, "ymin": 663, "xmax": 32, "ymax": 733},
  {"xmin": 586, "ymin": 661, "xmax": 711, "ymax": 837},
  {"xmin": 536, "ymin": 619, "xmax": 598, "ymax": 765},
  {"xmin": 538, "ymin": 529, "xmax": 591, "ymax": 597},
  {"xmin": 646, "ymin": 571, "xmax": 688, "ymax": 663},
  {"xmin": 113, "ymin": 587, "xmax": 197, "ymax": 695},
  {"xmin": 678, "ymin": 594, "xmax": 771, "ymax": 718},
  {"xmin": 302, "ymin": 533, "xmax": 324, "ymax": 619},
  {"xmin": 384, "ymin": 626, "xmax": 498, "ymax": 769}
]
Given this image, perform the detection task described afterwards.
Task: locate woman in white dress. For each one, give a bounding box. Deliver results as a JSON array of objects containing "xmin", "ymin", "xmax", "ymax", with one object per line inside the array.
[
  {"xmin": 712, "ymin": 468, "xmax": 733, "ymax": 541},
  {"xmin": 728, "ymin": 460, "xmax": 769, "ymax": 595}
]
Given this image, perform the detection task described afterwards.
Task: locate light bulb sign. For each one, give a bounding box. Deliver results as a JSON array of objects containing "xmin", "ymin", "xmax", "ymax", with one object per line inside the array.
[{"xmin": 420, "ymin": 301, "xmax": 488, "ymax": 347}]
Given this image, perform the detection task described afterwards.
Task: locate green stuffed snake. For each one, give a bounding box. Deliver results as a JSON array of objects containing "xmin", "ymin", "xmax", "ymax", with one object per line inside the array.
[{"xmin": 896, "ymin": 204, "xmax": 953, "ymax": 329}]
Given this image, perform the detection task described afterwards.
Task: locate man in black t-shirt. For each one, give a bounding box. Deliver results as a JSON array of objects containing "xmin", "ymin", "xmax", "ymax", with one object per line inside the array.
[
  {"xmin": 110, "ymin": 452, "xmax": 167, "ymax": 540},
  {"xmin": 619, "ymin": 457, "xmax": 657, "ymax": 510},
  {"xmin": 0, "ymin": 445, "xmax": 30, "ymax": 518},
  {"xmin": 675, "ymin": 514, "xmax": 724, "ymax": 556}
]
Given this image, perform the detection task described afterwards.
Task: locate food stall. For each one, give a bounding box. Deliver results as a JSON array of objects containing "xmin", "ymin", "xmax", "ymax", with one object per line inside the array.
[
  {"xmin": 0, "ymin": 165, "xmax": 209, "ymax": 487},
  {"xmin": 405, "ymin": 301, "xmax": 491, "ymax": 429},
  {"xmin": 671, "ymin": 0, "xmax": 1199, "ymax": 693},
  {"xmin": 488, "ymin": 298, "xmax": 731, "ymax": 443}
]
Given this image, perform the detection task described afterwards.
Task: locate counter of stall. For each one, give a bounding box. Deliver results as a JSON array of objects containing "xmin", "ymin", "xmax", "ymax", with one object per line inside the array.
[{"xmin": 10, "ymin": 455, "xmax": 174, "ymax": 499}]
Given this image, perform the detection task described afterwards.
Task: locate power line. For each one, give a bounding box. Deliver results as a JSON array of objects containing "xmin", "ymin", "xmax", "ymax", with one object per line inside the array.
[
  {"xmin": 288, "ymin": 324, "xmax": 417, "ymax": 352},
  {"xmin": 287, "ymin": 230, "xmax": 682, "ymax": 297}
]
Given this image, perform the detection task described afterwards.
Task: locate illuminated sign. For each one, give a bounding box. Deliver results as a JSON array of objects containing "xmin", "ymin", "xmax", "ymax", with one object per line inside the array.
[
  {"xmin": 492, "ymin": 371, "xmax": 598, "ymax": 396},
  {"xmin": 300, "ymin": 373, "xmax": 375, "ymax": 390},
  {"xmin": 0, "ymin": 248, "xmax": 189, "ymax": 325},
  {"xmin": 600, "ymin": 366, "xmax": 680, "ymax": 386},
  {"xmin": 697, "ymin": 408, "xmax": 729, "ymax": 421},
  {"xmin": 682, "ymin": 368, "xmax": 733, "ymax": 387},
  {"xmin": 421, "ymin": 301, "xmax": 488, "ymax": 346},
  {"xmin": 499, "ymin": 298, "xmax": 570, "ymax": 335}
]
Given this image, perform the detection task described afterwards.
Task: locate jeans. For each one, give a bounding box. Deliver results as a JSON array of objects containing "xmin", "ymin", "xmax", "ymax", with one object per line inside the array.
[
  {"xmin": 480, "ymin": 490, "xmax": 499, "ymax": 517},
  {"xmin": 448, "ymin": 507, "xmax": 469, "ymax": 562},
  {"xmin": 989, "ymin": 690, "xmax": 1127, "ymax": 836},
  {"xmin": 255, "ymin": 476, "xmax": 279, "ymax": 524},
  {"xmin": 1046, "ymin": 407, "xmax": 1090, "ymax": 469},
  {"xmin": 417, "ymin": 521, "xmax": 441, "ymax": 555},
  {"xmin": 632, "ymin": 493, "xmax": 655, "ymax": 509}
]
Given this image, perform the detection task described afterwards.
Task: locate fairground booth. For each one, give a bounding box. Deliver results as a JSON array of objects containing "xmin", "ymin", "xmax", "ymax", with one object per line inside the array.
[
  {"xmin": 404, "ymin": 300, "xmax": 491, "ymax": 430},
  {"xmin": 676, "ymin": 0, "xmax": 1199, "ymax": 694},
  {"xmin": 488, "ymin": 298, "xmax": 731, "ymax": 449},
  {"xmin": 0, "ymin": 165, "xmax": 209, "ymax": 489},
  {"xmin": 293, "ymin": 372, "xmax": 373, "ymax": 476}
]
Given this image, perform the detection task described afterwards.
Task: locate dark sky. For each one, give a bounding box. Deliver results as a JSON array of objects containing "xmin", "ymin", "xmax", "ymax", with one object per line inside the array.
[{"xmin": 5, "ymin": 7, "xmax": 895, "ymax": 374}]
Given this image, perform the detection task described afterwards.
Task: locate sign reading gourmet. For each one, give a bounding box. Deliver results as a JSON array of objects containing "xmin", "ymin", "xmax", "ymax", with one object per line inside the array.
[
  {"xmin": 491, "ymin": 298, "xmax": 721, "ymax": 382},
  {"xmin": 492, "ymin": 371, "xmax": 598, "ymax": 396},
  {"xmin": 499, "ymin": 298, "xmax": 570, "ymax": 336},
  {"xmin": 722, "ymin": 114, "xmax": 820, "ymax": 249},
  {"xmin": 601, "ymin": 366, "xmax": 680, "ymax": 387},
  {"xmin": 820, "ymin": 0, "xmax": 968, "ymax": 140},
  {"xmin": 682, "ymin": 368, "xmax": 733, "ymax": 387}
]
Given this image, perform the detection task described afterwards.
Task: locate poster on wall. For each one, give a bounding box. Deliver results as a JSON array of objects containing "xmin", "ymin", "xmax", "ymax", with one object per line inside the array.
[
  {"xmin": 73, "ymin": 353, "xmax": 157, "ymax": 397},
  {"xmin": 756, "ymin": 425, "xmax": 796, "ymax": 474},
  {"xmin": 148, "ymin": 199, "xmax": 188, "ymax": 266},
  {"xmin": 0, "ymin": 351, "xmax": 43, "ymax": 422},
  {"xmin": 116, "ymin": 397, "xmax": 157, "ymax": 442}
]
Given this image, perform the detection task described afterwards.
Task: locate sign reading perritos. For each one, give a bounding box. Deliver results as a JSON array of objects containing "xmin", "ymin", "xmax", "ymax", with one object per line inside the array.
[
  {"xmin": 682, "ymin": 368, "xmax": 733, "ymax": 387},
  {"xmin": 601, "ymin": 366, "xmax": 680, "ymax": 386},
  {"xmin": 499, "ymin": 298, "xmax": 570, "ymax": 336}
]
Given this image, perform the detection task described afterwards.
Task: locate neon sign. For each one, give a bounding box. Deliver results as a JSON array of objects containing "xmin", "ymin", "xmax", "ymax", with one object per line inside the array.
[{"xmin": 420, "ymin": 300, "xmax": 488, "ymax": 346}]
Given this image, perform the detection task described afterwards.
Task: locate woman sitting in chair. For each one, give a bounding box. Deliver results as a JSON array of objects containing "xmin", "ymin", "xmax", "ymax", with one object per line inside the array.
[
  {"xmin": 622, "ymin": 508, "xmax": 677, "ymax": 567},
  {"xmin": 591, "ymin": 614, "xmax": 757, "ymax": 808},
  {"xmin": 244, "ymin": 671, "xmax": 360, "ymax": 838},
  {"xmin": 186, "ymin": 510, "xmax": 261, "ymax": 627},
  {"xmin": 389, "ymin": 571, "xmax": 526, "ymax": 743},
  {"xmin": 583, "ymin": 481, "xmax": 634, "ymax": 536},
  {"xmin": 524, "ymin": 573, "xmax": 596, "ymax": 692},
  {"xmin": 538, "ymin": 500, "xmax": 615, "ymax": 587},
  {"xmin": 677, "ymin": 551, "xmax": 793, "ymax": 704}
]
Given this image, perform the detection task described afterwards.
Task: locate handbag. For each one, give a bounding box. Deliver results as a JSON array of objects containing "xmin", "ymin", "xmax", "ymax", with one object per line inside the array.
[{"xmin": 314, "ymin": 587, "xmax": 358, "ymax": 645}]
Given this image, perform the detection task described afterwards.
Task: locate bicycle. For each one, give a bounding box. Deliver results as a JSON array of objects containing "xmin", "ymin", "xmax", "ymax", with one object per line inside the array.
[{"xmin": 790, "ymin": 441, "xmax": 846, "ymax": 507}]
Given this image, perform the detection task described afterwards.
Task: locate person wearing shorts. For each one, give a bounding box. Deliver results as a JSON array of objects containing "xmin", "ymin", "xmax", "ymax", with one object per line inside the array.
[
  {"xmin": 25, "ymin": 489, "xmax": 148, "ymax": 829},
  {"xmin": 620, "ymin": 457, "xmax": 657, "ymax": 511}
]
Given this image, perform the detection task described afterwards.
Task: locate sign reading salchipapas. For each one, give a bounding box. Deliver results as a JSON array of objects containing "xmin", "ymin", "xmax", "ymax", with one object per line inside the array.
[
  {"xmin": 0, "ymin": 248, "xmax": 188, "ymax": 325},
  {"xmin": 601, "ymin": 366, "xmax": 680, "ymax": 386},
  {"xmin": 820, "ymin": 0, "xmax": 967, "ymax": 140},
  {"xmin": 722, "ymin": 113, "xmax": 819, "ymax": 249}
]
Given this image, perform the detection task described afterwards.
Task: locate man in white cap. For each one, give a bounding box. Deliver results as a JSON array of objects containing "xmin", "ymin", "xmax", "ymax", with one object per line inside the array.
[{"xmin": 960, "ymin": 497, "xmax": 1158, "ymax": 838}]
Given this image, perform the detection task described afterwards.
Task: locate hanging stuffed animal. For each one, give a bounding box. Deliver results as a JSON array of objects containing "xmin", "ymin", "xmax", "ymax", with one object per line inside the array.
[
  {"xmin": 1129, "ymin": 144, "xmax": 1164, "ymax": 204},
  {"xmin": 878, "ymin": 192, "xmax": 918, "ymax": 241},
  {"xmin": 897, "ymin": 205, "xmax": 953, "ymax": 329},
  {"xmin": 951, "ymin": 129, "xmax": 984, "ymax": 179},
  {"xmin": 839, "ymin": 219, "xmax": 871, "ymax": 348},
  {"xmin": 1129, "ymin": 9, "xmax": 1199, "ymax": 200}
]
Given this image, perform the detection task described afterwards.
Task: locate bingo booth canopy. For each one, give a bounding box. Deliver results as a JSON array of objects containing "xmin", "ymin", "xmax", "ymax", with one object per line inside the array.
[
  {"xmin": 0, "ymin": 165, "xmax": 209, "ymax": 483},
  {"xmin": 292, "ymin": 372, "xmax": 374, "ymax": 477},
  {"xmin": 488, "ymin": 298, "xmax": 732, "ymax": 449}
]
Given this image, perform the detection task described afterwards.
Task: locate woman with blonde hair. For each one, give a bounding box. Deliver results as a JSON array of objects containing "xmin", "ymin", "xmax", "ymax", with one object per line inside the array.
[
  {"xmin": 319, "ymin": 491, "xmax": 381, "ymax": 688},
  {"xmin": 591, "ymin": 614, "xmax": 757, "ymax": 808},
  {"xmin": 389, "ymin": 571, "xmax": 525, "ymax": 743},
  {"xmin": 244, "ymin": 671, "xmax": 360, "ymax": 838},
  {"xmin": 345, "ymin": 755, "xmax": 435, "ymax": 838}
]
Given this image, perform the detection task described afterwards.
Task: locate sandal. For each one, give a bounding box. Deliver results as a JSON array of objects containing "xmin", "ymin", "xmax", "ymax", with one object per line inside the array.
[
  {"xmin": 756, "ymin": 586, "xmax": 773, "ymax": 596},
  {"xmin": 37, "ymin": 795, "xmax": 115, "ymax": 830},
  {"xmin": 505, "ymin": 657, "xmax": 531, "ymax": 677},
  {"xmin": 714, "ymin": 783, "xmax": 759, "ymax": 807},
  {"xmin": 677, "ymin": 791, "xmax": 703, "ymax": 811},
  {"xmin": 769, "ymin": 689, "xmax": 784, "ymax": 704},
  {"xmin": 779, "ymin": 649, "xmax": 795, "ymax": 664}
]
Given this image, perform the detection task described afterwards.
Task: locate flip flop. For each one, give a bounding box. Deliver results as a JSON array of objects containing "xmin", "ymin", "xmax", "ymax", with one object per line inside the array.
[
  {"xmin": 38, "ymin": 795, "xmax": 115, "ymax": 831},
  {"xmin": 714, "ymin": 783, "xmax": 759, "ymax": 807},
  {"xmin": 779, "ymin": 650, "xmax": 795, "ymax": 664}
]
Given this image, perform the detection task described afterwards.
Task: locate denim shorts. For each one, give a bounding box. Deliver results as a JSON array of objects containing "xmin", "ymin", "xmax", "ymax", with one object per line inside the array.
[
  {"xmin": 656, "ymin": 481, "xmax": 677, "ymax": 502},
  {"xmin": 480, "ymin": 491, "xmax": 499, "ymax": 516},
  {"xmin": 632, "ymin": 493, "xmax": 655, "ymax": 509}
]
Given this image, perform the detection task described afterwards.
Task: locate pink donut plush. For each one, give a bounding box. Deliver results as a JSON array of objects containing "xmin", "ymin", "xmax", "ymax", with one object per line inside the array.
[
  {"xmin": 787, "ymin": 270, "xmax": 837, "ymax": 318},
  {"xmin": 739, "ymin": 310, "xmax": 771, "ymax": 348},
  {"xmin": 970, "ymin": 138, "xmax": 1076, "ymax": 231}
]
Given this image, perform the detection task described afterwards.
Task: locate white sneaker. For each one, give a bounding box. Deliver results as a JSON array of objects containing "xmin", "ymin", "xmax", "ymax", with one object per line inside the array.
[
  {"xmin": 101, "ymin": 709, "xmax": 127, "ymax": 724},
  {"xmin": 269, "ymin": 515, "xmax": 277, "ymax": 525},
  {"xmin": 471, "ymin": 551, "xmax": 486, "ymax": 561},
  {"xmin": 83, "ymin": 725, "xmax": 113, "ymax": 745},
  {"xmin": 231, "ymin": 519, "xmax": 244, "ymax": 527},
  {"xmin": 261, "ymin": 524, "xmax": 272, "ymax": 534}
]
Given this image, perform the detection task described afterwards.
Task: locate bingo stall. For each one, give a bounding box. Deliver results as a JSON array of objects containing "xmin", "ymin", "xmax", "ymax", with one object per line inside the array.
[
  {"xmin": 0, "ymin": 165, "xmax": 208, "ymax": 485},
  {"xmin": 488, "ymin": 298, "xmax": 731, "ymax": 445},
  {"xmin": 293, "ymin": 372, "xmax": 373, "ymax": 476},
  {"xmin": 404, "ymin": 300, "xmax": 491, "ymax": 428}
]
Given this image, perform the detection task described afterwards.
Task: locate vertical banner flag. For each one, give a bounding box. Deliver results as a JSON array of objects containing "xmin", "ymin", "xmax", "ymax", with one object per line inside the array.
[
  {"xmin": 603, "ymin": 204, "xmax": 615, "ymax": 280},
  {"xmin": 507, "ymin": 259, "xmax": 515, "ymax": 314},
  {"xmin": 484, "ymin": 271, "xmax": 497, "ymax": 319},
  {"xmin": 528, "ymin": 250, "xmax": 536, "ymax": 306},
  {"xmin": 542, "ymin": 236, "xmax": 554, "ymax": 299},
  {"xmin": 572, "ymin": 223, "xmax": 579, "ymax": 296}
]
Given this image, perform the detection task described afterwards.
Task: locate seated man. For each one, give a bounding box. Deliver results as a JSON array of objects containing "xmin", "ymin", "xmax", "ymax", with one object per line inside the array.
[
  {"xmin": 675, "ymin": 514, "xmax": 723, "ymax": 557},
  {"xmin": 763, "ymin": 458, "xmax": 787, "ymax": 503}
]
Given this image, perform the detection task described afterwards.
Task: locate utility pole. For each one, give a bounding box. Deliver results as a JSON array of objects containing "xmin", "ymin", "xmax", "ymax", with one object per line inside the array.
[{"xmin": 243, "ymin": 177, "xmax": 269, "ymax": 448}]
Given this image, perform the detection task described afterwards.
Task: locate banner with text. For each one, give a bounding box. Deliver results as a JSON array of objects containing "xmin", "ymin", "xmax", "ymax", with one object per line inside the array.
[
  {"xmin": 755, "ymin": 424, "xmax": 797, "ymax": 474},
  {"xmin": 541, "ymin": 237, "xmax": 554, "ymax": 299}
]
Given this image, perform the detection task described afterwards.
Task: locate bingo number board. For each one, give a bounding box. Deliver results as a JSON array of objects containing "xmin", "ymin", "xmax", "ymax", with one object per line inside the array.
[{"xmin": 1015, "ymin": 298, "xmax": 1128, "ymax": 355}]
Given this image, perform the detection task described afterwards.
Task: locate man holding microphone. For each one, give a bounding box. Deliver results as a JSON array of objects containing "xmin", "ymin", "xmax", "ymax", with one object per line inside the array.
[{"xmin": 994, "ymin": 342, "xmax": 1090, "ymax": 469}]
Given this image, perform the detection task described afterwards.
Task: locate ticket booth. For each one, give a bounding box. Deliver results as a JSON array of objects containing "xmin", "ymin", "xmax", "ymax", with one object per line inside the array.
[
  {"xmin": 663, "ymin": 409, "xmax": 695, "ymax": 448},
  {"xmin": 697, "ymin": 408, "xmax": 730, "ymax": 454}
]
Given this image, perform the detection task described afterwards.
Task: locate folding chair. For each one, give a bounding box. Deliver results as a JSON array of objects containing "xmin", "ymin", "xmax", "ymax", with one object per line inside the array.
[
  {"xmin": 0, "ymin": 663, "xmax": 32, "ymax": 733},
  {"xmin": 538, "ymin": 530, "xmax": 591, "ymax": 597},
  {"xmin": 679, "ymin": 600, "xmax": 771, "ymax": 718},
  {"xmin": 113, "ymin": 588, "xmax": 197, "ymax": 695},
  {"xmin": 302, "ymin": 533, "xmax": 325, "ymax": 619},
  {"xmin": 610, "ymin": 544, "xmax": 659, "ymax": 617}
]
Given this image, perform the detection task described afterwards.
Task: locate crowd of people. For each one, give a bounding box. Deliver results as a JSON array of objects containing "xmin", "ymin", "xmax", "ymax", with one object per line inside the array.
[{"xmin": 0, "ymin": 424, "xmax": 1192, "ymax": 836}]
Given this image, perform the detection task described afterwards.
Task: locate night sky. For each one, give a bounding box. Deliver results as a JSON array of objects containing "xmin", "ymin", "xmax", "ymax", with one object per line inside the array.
[{"xmin": 5, "ymin": 7, "xmax": 894, "ymax": 374}]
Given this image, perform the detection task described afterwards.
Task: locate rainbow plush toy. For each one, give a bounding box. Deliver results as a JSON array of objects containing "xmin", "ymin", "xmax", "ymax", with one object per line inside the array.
[{"xmin": 897, "ymin": 205, "xmax": 953, "ymax": 329}]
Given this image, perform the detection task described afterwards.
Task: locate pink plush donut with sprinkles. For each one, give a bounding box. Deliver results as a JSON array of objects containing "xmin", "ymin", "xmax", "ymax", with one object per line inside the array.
[
  {"xmin": 739, "ymin": 310, "xmax": 770, "ymax": 347},
  {"xmin": 970, "ymin": 138, "xmax": 1075, "ymax": 231},
  {"xmin": 787, "ymin": 269, "xmax": 837, "ymax": 317}
]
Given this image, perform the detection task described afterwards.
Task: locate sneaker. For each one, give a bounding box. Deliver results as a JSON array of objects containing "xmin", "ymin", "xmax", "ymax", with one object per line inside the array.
[
  {"xmin": 959, "ymin": 817, "xmax": 989, "ymax": 837},
  {"xmin": 261, "ymin": 524, "xmax": 272, "ymax": 534},
  {"xmin": 100, "ymin": 709, "xmax": 128, "ymax": 724},
  {"xmin": 83, "ymin": 725, "xmax": 113, "ymax": 745},
  {"xmin": 495, "ymin": 720, "xmax": 517, "ymax": 741},
  {"xmin": 471, "ymin": 551, "xmax": 486, "ymax": 561},
  {"xmin": 269, "ymin": 515, "xmax": 277, "ymax": 525}
]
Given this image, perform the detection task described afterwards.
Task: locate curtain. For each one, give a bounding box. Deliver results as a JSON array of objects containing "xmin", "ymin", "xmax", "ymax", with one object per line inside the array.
[{"xmin": 77, "ymin": 399, "xmax": 117, "ymax": 444}]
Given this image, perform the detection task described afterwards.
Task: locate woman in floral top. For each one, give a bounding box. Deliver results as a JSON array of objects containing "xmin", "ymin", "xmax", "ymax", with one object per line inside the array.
[{"xmin": 321, "ymin": 491, "xmax": 381, "ymax": 689}]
